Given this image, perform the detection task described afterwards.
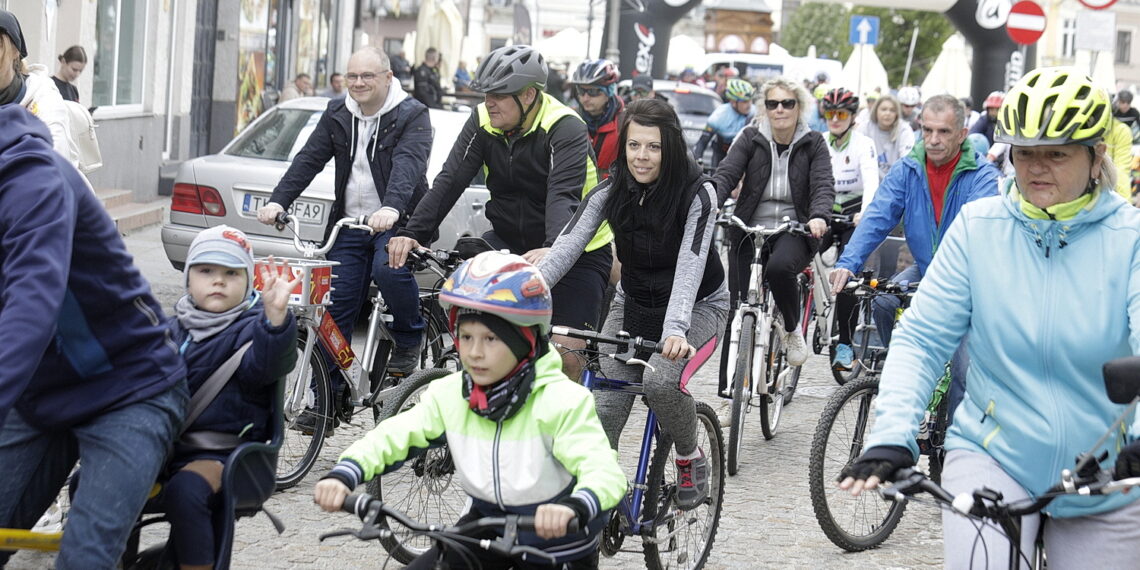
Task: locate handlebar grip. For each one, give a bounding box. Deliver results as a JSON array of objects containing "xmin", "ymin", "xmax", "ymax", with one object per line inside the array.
[
  {"xmin": 273, "ymin": 211, "xmax": 290, "ymax": 231},
  {"xmin": 341, "ymin": 494, "xmax": 374, "ymax": 517}
]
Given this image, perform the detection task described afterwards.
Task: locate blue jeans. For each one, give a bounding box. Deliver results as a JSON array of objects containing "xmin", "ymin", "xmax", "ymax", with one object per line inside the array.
[
  {"xmin": 325, "ymin": 227, "xmax": 424, "ymax": 361},
  {"xmin": 872, "ymin": 264, "xmax": 967, "ymax": 424},
  {"xmin": 0, "ymin": 383, "xmax": 187, "ymax": 569}
]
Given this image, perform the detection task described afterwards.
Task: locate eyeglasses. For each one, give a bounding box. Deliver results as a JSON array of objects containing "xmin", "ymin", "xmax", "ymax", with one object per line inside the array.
[
  {"xmin": 632, "ymin": 89, "xmax": 650, "ymax": 97},
  {"xmin": 764, "ymin": 99, "xmax": 797, "ymax": 110},
  {"xmin": 824, "ymin": 110, "xmax": 852, "ymax": 121},
  {"xmin": 345, "ymin": 71, "xmax": 389, "ymax": 83},
  {"xmin": 576, "ymin": 86, "xmax": 606, "ymax": 98}
]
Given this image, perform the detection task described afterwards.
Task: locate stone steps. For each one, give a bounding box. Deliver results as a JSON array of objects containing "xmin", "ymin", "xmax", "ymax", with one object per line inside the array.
[{"xmin": 94, "ymin": 188, "xmax": 166, "ymax": 235}]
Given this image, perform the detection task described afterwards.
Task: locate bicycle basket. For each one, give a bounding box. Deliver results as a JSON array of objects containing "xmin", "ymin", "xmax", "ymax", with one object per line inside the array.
[{"xmin": 253, "ymin": 257, "xmax": 340, "ymax": 306}]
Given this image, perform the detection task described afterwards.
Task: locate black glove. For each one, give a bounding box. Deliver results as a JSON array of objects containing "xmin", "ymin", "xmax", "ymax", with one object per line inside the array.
[
  {"xmin": 837, "ymin": 445, "xmax": 915, "ymax": 484},
  {"xmin": 1114, "ymin": 441, "xmax": 1140, "ymax": 480}
]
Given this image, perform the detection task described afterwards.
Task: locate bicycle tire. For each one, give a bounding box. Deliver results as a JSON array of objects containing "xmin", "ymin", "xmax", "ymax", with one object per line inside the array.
[
  {"xmin": 808, "ymin": 375, "xmax": 906, "ymax": 551},
  {"xmin": 727, "ymin": 313, "xmax": 756, "ymax": 476},
  {"xmin": 277, "ymin": 335, "xmax": 331, "ymax": 490},
  {"xmin": 366, "ymin": 368, "xmax": 467, "ymax": 564},
  {"xmin": 642, "ymin": 401, "xmax": 724, "ymax": 570},
  {"xmin": 419, "ymin": 302, "xmax": 449, "ymax": 370},
  {"xmin": 759, "ymin": 324, "xmax": 785, "ymax": 440}
]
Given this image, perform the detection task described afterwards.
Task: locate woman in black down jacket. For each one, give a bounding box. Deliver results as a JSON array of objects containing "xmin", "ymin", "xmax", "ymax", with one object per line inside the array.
[{"xmin": 712, "ymin": 75, "xmax": 834, "ymax": 379}]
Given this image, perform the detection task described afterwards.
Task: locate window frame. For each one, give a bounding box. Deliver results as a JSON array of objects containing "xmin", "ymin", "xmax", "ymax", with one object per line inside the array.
[{"xmin": 92, "ymin": 0, "xmax": 150, "ymax": 114}]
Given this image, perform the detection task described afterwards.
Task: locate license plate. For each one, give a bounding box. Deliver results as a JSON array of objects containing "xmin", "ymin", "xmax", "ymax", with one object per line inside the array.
[{"xmin": 242, "ymin": 193, "xmax": 325, "ymax": 225}]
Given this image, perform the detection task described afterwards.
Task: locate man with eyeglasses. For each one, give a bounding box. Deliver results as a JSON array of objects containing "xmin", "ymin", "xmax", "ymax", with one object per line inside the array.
[
  {"xmin": 829, "ymin": 94, "xmax": 998, "ymax": 424},
  {"xmin": 257, "ymin": 46, "xmax": 432, "ymax": 429},
  {"xmin": 386, "ymin": 45, "xmax": 613, "ymax": 381},
  {"xmin": 568, "ymin": 59, "xmax": 624, "ymax": 173},
  {"xmin": 693, "ymin": 78, "xmax": 754, "ymax": 170},
  {"xmin": 628, "ymin": 75, "xmax": 664, "ymax": 103}
]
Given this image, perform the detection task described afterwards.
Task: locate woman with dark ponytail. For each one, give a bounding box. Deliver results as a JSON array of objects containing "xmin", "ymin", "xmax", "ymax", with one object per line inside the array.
[
  {"xmin": 539, "ymin": 98, "xmax": 728, "ymax": 510},
  {"xmin": 52, "ymin": 45, "xmax": 87, "ymax": 103}
]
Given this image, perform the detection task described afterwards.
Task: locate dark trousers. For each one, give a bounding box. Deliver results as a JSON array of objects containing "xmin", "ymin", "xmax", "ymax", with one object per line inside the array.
[{"xmin": 728, "ymin": 231, "xmax": 812, "ymax": 332}]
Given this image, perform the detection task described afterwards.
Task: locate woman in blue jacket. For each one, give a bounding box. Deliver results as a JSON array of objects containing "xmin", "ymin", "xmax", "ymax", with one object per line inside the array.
[{"xmin": 838, "ymin": 67, "xmax": 1140, "ymax": 567}]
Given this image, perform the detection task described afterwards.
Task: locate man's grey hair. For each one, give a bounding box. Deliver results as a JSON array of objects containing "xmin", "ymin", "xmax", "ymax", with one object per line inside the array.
[
  {"xmin": 355, "ymin": 46, "xmax": 391, "ymax": 71},
  {"xmin": 923, "ymin": 94, "xmax": 966, "ymax": 129}
]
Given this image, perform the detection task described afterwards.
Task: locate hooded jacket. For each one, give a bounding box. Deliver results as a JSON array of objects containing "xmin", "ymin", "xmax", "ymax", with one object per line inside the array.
[
  {"xmin": 170, "ymin": 301, "xmax": 297, "ymax": 445},
  {"xmin": 400, "ymin": 92, "xmax": 612, "ymax": 254},
  {"xmin": 269, "ymin": 92, "xmax": 431, "ymax": 236},
  {"xmin": 328, "ymin": 346, "xmax": 627, "ymax": 563},
  {"xmin": 866, "ymin": 185, "xmax": 1140, "ymax": 518},
  {"xmin": 836, "ymin": 138, "xmax": 999, "ymax": 277},
  {"xmin": 0, "ymin": 105, "xmax": 185, "ymax": 430},
  {"xmin": 20, "ymin": 64, "xmax": 78, "ymax": 166},
  {"xmin": 711, "ymin": 119, "xmax": 835, "ymax": 251}
]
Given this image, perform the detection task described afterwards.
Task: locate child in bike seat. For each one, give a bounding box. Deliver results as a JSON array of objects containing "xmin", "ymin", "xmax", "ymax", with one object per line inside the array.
[
  {"xmin": 162, "ymin": 225, "xmax": 298, "ymax": 569},
  {"xmin": 314, "ymin": 251, "xmax": 626, "ymax": 569}
]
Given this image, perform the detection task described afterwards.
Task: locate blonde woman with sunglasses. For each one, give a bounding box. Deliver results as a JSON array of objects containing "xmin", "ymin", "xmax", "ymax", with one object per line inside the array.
[{"xmin": 712, "ymin": 76, "xmax": 835, "ymax": 368}]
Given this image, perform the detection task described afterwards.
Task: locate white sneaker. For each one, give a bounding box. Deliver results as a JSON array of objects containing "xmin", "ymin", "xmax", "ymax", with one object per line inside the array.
[{"xmin": 783, "ymin": 329, "xmax": 808, "ymax": 366}]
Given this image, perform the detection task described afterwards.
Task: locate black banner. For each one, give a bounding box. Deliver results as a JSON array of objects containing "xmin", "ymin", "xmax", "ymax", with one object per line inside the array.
[
  {"xmin": 604, "ymin": 0, "xmax": 703, "ymax": 79},
  {"xmin": 514, "ymin": 3, "xmax": 532, "ymax": 46}
]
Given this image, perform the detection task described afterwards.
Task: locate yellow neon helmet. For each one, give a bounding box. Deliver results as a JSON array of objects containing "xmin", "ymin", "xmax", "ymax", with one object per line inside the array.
[{"xmin": 995, "ymin": 66, "xmax": 1111, "ymax": 146}]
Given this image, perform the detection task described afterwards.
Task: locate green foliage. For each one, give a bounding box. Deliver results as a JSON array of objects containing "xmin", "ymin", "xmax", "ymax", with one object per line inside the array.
[
  {"xmin": 781, "ymin": 3, "xmax": 851, "ymax": 62},
  {"xmin": 780, "ymin": 3, "xmax": 956, "ymax": 88}
]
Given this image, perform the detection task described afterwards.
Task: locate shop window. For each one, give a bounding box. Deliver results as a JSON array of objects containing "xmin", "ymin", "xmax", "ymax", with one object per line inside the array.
[{"xmin": 93, "ymin": 0, "xmax": 148, "ymax": 107}]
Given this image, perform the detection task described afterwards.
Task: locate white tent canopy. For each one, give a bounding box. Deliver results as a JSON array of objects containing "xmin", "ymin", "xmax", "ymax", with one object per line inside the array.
[
  {"xmin": 1076, "ymin": 49, "xmax": 1117, "ymax": 93},
  {"xmin": 666, "ymin": 35, "xmax": 705, "ymax": 76},
  {"xmin": 921, "ymin": 33, "xmax": 972, "ymax": 98},
  {"xmin": 534, "ymin": 28, "xmax": 600, "ymax": 69},
  {"xmin": 837, "ymin": 43, "xmax": 889, "ymax": 97},
  {"xmin": 412, "ymin": 0, "xmax": 463, "ymax": 89}
]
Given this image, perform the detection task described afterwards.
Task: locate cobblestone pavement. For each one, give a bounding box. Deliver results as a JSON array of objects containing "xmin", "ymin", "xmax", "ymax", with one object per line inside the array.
[{"xmin": 8, "ymin": 227, "xmax": 943, "ymax": 569}]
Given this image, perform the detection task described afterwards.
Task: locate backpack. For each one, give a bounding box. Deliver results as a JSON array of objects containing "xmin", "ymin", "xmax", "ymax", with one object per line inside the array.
[{"xmin": 62, "ymin": 100, "xmax": 102, "ymax": 173}]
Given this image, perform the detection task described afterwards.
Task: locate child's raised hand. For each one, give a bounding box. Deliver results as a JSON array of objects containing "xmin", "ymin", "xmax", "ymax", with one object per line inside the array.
[{"xmin": 259, "ymin": 256, "xmax": 300, "ymax": 327}]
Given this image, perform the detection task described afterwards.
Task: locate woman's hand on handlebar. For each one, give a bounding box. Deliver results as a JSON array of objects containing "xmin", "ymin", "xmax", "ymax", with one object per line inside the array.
[
  {"xmin": 829, "ymin": 267, "xmax": 854, "ymax": 295},
  {"xmin": 661, "ymin": 335, "xmax": 695, "ymax": 361},
  {"xmin": 853, "ymin": 212, "xmax": 863, "ymax": 226},
  {"xmin": 387, "ymin": 236, "xmax": 423, "ymax": 269},
  {"xmin": 314, "ymin": 479, "xmax": 352, "ymax": 513},
  {"xmin": 807, "ymin": 217, "xmax": 827, "ymax": 239},
  {"xmin": 257, "ymin": 203, "xmax": 286, "ymax": 225},
  {"xmin": 534, "ymin": 504, "xmax": 576, "ymax": 540},
  {"xmin": 836, "ymin": 445, "xmax": 915, "ymax": 497}
]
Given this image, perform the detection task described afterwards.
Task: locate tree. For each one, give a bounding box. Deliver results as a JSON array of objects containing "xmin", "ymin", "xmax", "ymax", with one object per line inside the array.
[
  {"xmin": 781, "ymin": 3, "xmax": 955, "ymax": 89},
  {"xmin": 851, "ymin": 7, "xmax": 954, "ymax": 88},
  {"xmin": 781, "ymin": 3, "xmax": 850, "ymax": 62}
]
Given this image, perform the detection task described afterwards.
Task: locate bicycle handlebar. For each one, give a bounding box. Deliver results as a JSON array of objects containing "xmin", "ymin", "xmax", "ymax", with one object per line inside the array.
[
  {"xmin": 551, "ymin": 326, "xmax": 664, "ymax": 368},
  {"xmin": 842, "ymin": 272, "xmax": 920, "ymax": 297},
  {"xmin": 717, "ymin": 215, "xmax": 810, "ymax": 237},
  {"xmin": 275, "ymin": 213, "xmax": 372, "ymax": 258},
  {"xmin": 324, "ymin": 494, "xmax": 578, "ymax": 563}
]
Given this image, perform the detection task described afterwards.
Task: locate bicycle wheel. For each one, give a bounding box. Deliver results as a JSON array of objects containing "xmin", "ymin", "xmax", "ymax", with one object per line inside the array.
[
  {"xmin": 419, "ymin": 302, "xmax": 449, "ymax": 370},
  {"xmin": 366, "ymin": 368, "xmax": 467, "ymax": 564},
  {"xmin": 642, "ymin": 401, "xmax": 724, "ymax": 570},
  {"xmin": 727, "ymin": 313, "xmax": 756, "ymax": 476},
  {"xmin": 277, "ymin": 335, "xmax": 331, "ymax": 490},
  {"xmin": 758, "ymin": 323, "xmax": 785, "ymax": 440},
  {"xmin": 808, "ymin": 375, "xmax": 905, "ymax": 551}
]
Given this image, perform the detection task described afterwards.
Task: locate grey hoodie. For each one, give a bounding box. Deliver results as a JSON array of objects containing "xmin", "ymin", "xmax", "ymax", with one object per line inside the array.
[{"xmin": 343, "ymin": 85, "xmax": 409, "ymax": 218}]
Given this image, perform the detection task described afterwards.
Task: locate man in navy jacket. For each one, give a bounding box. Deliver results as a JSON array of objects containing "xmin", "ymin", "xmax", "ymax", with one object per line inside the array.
[
  {"xmin": 258, "ymin": 46, "xmax": 431, "ymax": 415},
  {"xmin": 0, "ymin": 104, "xmax": 188, "ymax": 567}
]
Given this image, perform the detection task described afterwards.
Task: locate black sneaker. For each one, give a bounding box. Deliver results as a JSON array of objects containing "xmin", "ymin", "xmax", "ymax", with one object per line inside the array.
[
  {"xmin": 293, "ymin": 408, "xmax": 337, "ymax": 437},
  {"xmin": 387, "ymin": 341, "xmax": 422, "ymax": 376}
]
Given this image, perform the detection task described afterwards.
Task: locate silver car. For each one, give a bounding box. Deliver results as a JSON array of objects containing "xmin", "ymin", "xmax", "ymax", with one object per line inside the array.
[{"xmin": 161, "ymin": 97, "xmax": 490, "ymax": 269}]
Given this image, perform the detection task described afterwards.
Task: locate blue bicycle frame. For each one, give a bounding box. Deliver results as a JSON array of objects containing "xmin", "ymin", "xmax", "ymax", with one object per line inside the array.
[{"xmin": 579, "ymin": 367, "xmax": 661, "ymax": 535}]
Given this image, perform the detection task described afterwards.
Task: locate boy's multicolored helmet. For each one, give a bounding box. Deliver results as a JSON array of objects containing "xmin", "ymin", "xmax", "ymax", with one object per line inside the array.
[
  {"xmin": 724, "ymin": 78, "xmax": 755, "ymax": 102},
  {"xmin": 995, "ymin": 66, "xmax": 1111, "ymax": 147},
  {"xmin": 439, "ymin": 251, "xmax": 553, "ymax": 334}
]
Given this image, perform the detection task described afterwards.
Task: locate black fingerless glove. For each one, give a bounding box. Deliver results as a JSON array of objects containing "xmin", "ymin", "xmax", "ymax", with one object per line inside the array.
[
  {"xmin": 837, "ymin": 445, "xmax": 915, "ymax": 484},
  {"xmin": 1114, "ymin": 441, "xmax": 1140, "ymax": 480}
]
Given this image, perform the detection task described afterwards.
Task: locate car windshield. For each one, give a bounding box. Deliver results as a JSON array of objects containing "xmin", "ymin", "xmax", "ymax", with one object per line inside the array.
[
  {"xmin": 226, "ymin": 108, "xmax": 322, "ymax": 161},
  {"xmin": 664, "ymin": 90, "xmax": 720, "ymax": 117}
]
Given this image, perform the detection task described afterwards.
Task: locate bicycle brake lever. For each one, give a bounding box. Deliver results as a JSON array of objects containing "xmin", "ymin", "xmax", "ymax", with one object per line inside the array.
[
  {"xmin": 319, "ymin": 528, "xmax": 371, "ymax": 542},
  {"xmin": 623, "ymin": 357, "xmax": 656, "ymax": 372}
]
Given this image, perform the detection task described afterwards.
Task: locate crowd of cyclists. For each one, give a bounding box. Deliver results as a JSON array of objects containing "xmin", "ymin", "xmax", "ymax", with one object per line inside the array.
[{"xmin": 3, "ymin": 3, "xmax": 1140, "ymax": 564}]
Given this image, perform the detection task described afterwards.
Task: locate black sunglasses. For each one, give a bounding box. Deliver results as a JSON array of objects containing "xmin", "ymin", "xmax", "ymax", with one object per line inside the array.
[{"xmin": 764, "ymin": 99, "xmax": 797, "ymax": 110}]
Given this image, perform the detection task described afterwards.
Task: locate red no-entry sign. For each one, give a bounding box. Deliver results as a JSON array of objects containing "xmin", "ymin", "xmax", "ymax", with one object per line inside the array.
[
  {"xmin": 1007, "ymin": 1, "xmax": 1046, "ymax": 46},
  {"xmin": 1078, "ymin": 0, "xmax": 1118, "ymax": 9}
]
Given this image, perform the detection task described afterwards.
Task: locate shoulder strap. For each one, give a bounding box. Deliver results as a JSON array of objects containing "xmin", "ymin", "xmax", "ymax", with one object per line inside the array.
[{"xmin": 181, "ymin": 341, "xmax": 253, "ymax": 435}]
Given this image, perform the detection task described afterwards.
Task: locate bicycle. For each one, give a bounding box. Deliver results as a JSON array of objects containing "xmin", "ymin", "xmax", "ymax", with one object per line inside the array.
[
  {"xmin": 877, "ymin": 355, "xmax": 1140, "ymax": 568},
  {"xmin": 556, "ymin": 325, "xmax": 725, "ymax": 570},
  {"xmin": 808, "ymin": 276, "xmax": 953, "ymax": 552},
  {"xmin": 322, "ymin": 493, "xmax": 579, "ymax": 569},
  {"xmin": 268, "ymin": 214, "xmax": 456, "ymax": 488},
  {"xmin": 717, "ymin": 215, "xmax": 810, "ymax": 475}
]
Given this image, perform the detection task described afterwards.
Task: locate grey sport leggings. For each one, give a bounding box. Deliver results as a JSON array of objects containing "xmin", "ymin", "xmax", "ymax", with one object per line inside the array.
[
  {"xmin": 941, "ymin": 449, "xmax": 1140, "ymax": 569},
  {"xmin": 594, "ymin": 291, "xmax": 727, "ymax": 456}
]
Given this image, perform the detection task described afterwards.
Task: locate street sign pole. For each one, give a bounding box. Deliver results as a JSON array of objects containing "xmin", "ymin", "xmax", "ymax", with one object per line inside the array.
[{"xmin": 902, "ymin": 25, "xmax": 920, "ymax": 87}]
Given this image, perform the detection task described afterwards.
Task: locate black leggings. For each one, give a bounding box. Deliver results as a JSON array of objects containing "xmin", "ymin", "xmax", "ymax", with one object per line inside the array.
[
  {"xmin": 728, "ymin": 231, "xmax": 812, "ymax": 332},
  {"xmin": 818, "ymin": 224, "xmax": 858, "ymax": 345}
]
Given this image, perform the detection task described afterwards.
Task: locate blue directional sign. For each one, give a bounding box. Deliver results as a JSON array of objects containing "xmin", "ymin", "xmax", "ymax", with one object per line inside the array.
[{"xmin": 849, "ymin": 15, "xmax": 880, "ymax": 45}]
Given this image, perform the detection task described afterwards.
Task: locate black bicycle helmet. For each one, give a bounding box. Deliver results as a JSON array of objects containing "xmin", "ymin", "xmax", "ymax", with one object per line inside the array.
[
  {"xmin": 569, "ymin": 59, "xmax": 620, "ymax": 87},
  {"xmin": 469, "ymin": 45, "xmax": 548, "ymax": 94}
]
